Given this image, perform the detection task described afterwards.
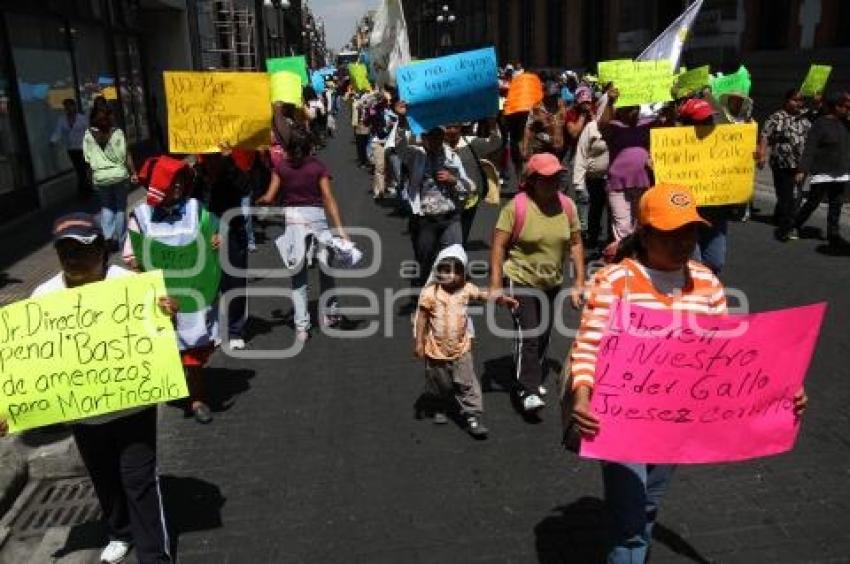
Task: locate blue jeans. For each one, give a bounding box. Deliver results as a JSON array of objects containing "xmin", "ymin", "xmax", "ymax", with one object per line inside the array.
[
  {"xmin": 693, "ymin": 211, "xmax": 728, "ymax": 274},
  {"xmin": 602, "ymin": 462, "xmax": 675, "ymax": 564},
  {"xmin": 291, "ymin": 261, "xmax": 338, "ymax": 332},
  {"xmin": 241, "ymin": 195, "xmax": 256, "ymax": 248},
  {"xmin": 96, "ymin": 179, "xmax": 130, "ymax": 246}
]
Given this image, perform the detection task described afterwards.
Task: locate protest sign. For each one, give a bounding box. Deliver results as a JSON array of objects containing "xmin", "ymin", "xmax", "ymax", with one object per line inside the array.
[
  {"xmin": 348, "ymin": 63, "xmax": 372, "ymax": 92},
  {"xmin": 800, "ymin": 64, "xmax": 831, "ymax": 97},
  {"xmin": 129, "ymin": 208, "xmax": 220, "ymax": 314},
  {"xmin": 674, "ymin": 65, "xmax": 710, "ymax": 96},
  {"xmin": 396, "ymin": 47, "xmax": 498, "ymax": 134},
  {"xmin": 0, "ymin": 271, "xmax": 188, "ymax": 433},
  {"xmin": 503, "ymin": 73, "xmax": 543, "ymax": 115},
  {"xmin": 650, "ymin": 123, "xmax": 758, "ymax": 206},
  {"xmin": 580, "ymin": 301, "xmax": 826, "ymax": 464},
  {"xmin": 710, "ymin": 66, "xmax": 751, "ymax": 96},
  {"xmin": 164, "ymin": 71, "xmax": 271, "ymax": 154},
  {"xmin": 270, "ymin": 71, "xmax": 303, "ymax": 106},
  {"xmin": 597, "ymin": 59, "xmax": 674, "ymax": 107},
  {"xmin": 266, "ymin": 56, "xmax": 308, "ymax": 85},
  {"xmin": 311, "ymin": 72, "xmax": 326, "ymax": 94},
  {"xmin": 101, "ymin": 86, "xmax": 118, "ymax": 101}
]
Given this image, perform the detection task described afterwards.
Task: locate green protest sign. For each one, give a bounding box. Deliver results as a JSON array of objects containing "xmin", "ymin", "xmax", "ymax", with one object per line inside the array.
[
  {"xmin": 800, "ymin": 65, "xmax": 831, "ymax": 97},
  {"xmin": 598, "ymin": 59, "xmax": 674, "ymax": 107},
  {"xmin": 0, "ymin": 271, "xmax": 188, "ymax": 433},
  {"xmin": 266, "ymin": 56, "xmax": 309, "ymax": 86},
  {"xmin": 710, "ymin": 66, "xmax": 751, "ymax": 97},
  {"xmin": 129, "ymin": 208, "xmax": 220, "ymax": 313},
  {"xmin": 674, "ymin": 65, "xmax": 711, "ymax": 97}
]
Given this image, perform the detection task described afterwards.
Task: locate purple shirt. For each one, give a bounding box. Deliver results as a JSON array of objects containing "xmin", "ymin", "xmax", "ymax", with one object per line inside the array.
[
  {"xmin": 604, "ymin": 119, "xmax": 653, "ymax": 191},
  {"xmin": 275, "ymin": 156, "xmax": 331, "ymax": 207}
]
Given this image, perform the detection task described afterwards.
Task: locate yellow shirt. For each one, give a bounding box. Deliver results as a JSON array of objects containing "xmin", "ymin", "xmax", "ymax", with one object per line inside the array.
[
  {"xmin": 417, "ymin": 282, "xmax": 486, "ymax": 360},
  {"xmin": 495, "ymin": 196, "xmax": 579, "ymax": 289}
]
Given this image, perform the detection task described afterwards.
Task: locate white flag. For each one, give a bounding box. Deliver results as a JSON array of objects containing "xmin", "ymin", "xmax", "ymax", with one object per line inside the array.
[
  {"xmin": 368, "ymin": 0, "xmax": 411, "ymax": 87},
  {"xmin": 636, "ymin": 0, "xmax": 704, "ymax": 71}
]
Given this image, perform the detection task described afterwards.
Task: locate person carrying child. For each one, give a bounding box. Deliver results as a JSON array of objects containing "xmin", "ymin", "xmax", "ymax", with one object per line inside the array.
[{"xmin": 414, "ymin": 245, "xmax": 518, "ymax": 438}]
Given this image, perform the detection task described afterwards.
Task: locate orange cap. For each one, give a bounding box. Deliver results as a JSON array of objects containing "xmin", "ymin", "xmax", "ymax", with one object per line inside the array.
[{"xmin": 638, "ymin": 184, "xmax": 710, "ymax": 231}]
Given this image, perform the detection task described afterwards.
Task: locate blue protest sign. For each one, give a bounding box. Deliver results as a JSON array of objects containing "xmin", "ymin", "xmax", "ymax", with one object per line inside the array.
[
  {"xmin": 396, "ymin": 47, "xmax": 498, "ymax": 134},
  {"xmin": 311, "ymin": 72, "xmax": 326, "ymax": 93}
]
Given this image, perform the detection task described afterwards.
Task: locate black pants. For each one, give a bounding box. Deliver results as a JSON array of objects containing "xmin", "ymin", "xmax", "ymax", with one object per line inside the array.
[
  {"xmin": 508, "ymin": 281, "xmax": 559, "ymax": 396},
  {"xmin": 460, "ymin": 203, "xmax": 480, "ymax": 246},
  {"xmin": 68, "ymin": 149, "xmax": 91, "ymax": 196},
  {"xmin": 772, "ymin": 166, "xmax": 800, "ymax": 232},
  {"xmin": 71, "ymin": 408, "xmax": 171, "ymax": 563},
  {"xmin": 586, "ymin": 176, "xmax": 609, "ymax": 249},
  {"xmin": 355, "ymin": 133, "xmax": 370, "ymax": 166},
  {"xmin": 220, "ymin": 227, "xmax": 248, "ymax": 339},
  {"xmin": 410, "ymin": 214, "xmax": 462, "ymax": 288},
  {"xmin": 794, "ymin": 181, "xmax": 846, "ymax": 240}
]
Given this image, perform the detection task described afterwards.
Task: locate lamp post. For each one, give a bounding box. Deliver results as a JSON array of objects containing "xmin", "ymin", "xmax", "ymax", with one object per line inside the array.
[{"xmin": 435, "ymin": 3, "xmax": 456, "ymax": 56}]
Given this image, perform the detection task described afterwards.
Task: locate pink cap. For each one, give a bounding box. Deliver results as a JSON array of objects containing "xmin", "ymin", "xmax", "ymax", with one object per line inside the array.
[{"xmin": 526, "ymin": 153, "xmax": 565, "ymax": 177}]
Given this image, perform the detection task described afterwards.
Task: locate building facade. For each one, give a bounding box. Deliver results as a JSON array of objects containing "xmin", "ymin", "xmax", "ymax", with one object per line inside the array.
[{"xmin": 0, "ymin": 0, "xmax": 327, "ymax": 224}]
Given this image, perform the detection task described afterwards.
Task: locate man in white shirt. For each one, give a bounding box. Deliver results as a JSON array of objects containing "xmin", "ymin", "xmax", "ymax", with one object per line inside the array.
[{"xmin": 50, "ymin": 98, "xmax": 90, "ymax": 199}]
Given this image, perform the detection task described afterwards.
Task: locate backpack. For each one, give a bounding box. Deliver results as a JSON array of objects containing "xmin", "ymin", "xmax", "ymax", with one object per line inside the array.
[{"xmin": 510, "ymin": 191, "xmax": 579, "ymax": 244}]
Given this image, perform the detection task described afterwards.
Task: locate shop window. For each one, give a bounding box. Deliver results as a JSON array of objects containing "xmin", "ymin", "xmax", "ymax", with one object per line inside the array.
[
  {"xmin": 0, "ymin": 41, "xmax": 30, "ymax": 196},
  {"xmin": 70, "ymin": 24, "xmax": 118, "ymax": 115},
  {"xmin": 7, "ymin": 14, "xmax": 74, "ymax": 182}
]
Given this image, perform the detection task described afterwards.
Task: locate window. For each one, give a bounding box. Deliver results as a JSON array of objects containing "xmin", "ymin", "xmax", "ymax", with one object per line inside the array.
[
  {"xmin": 70, "ymin": 24, "xmax": 117, "ymax": 115},
  {"xmin": 0, "ymin": 33, "xmax": 31, "ymax": 196},
  {"xmin": 7, "ymin": 14, "xmax": 74, "ymax": 182},
  {"xmin": 756, "ymin": 0, "xmax": 791, "ymax": 50}
]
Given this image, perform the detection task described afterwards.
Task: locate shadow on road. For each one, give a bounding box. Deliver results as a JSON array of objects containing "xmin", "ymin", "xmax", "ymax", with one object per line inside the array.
[
  {"xmin": 161, "ymin": 475, "xmax": 225, "ymax": 555},
  {"xmin": 205, "ymin": 367, "xmax": 255, "ymax": 413},
  {"xmin": 535, "ymin": 497, "xmax": 713, "ymax": 564}
]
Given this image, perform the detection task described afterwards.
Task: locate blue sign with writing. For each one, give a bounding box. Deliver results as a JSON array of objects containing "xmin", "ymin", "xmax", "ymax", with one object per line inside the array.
[{"xmin": 396, "ymin": 47, "xmax": 499, "ymax": 134}]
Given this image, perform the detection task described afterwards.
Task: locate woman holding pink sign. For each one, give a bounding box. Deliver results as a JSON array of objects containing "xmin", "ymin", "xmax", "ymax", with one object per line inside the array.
[{"xmin": 567, "ymin": 183, "xmax": 809, "ymax": 564}]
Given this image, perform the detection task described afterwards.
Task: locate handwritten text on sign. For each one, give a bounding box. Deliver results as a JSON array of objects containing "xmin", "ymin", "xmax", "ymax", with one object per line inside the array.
[
  {"xmin": 396, "ymin": 47, "xmax": 498, "ymax": 135},
  {"xmin": 580, "ymin": 301, "xmax": 825, "ymax": 464},
  {"xmin": 651, "ymin": 123, "xmax": 758, "ymax": 206},
  {"xmin": 597, "ymin": 60, "xmax": 674, "ymax": 107},
  {"xmin": 0, "ymin": 272, "xmax": 188, "ymax": 432},
  {"xmin": 164, "ymin": 71, "xmax": 271, "ymax": 154}
]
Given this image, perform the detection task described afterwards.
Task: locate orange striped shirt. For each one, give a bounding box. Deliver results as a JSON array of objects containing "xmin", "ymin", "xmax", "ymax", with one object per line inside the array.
[{"xmin": 570, "ymin": 258, "xmax": 727, "ymax": 391}]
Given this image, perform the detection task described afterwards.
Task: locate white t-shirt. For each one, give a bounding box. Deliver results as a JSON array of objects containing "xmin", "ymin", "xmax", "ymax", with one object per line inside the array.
[
  {"xmin": 32, "ymin": 265, "xmax": 147, "ymax": 425},
  {"xmin": 643, "ymin": 265, "xmax": 687, "ymax": 296}
]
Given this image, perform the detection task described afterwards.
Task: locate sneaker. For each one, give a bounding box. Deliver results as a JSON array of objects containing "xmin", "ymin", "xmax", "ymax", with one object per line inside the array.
[
  {"xmin": 228, "ymin": 338, "xmax": 246, "ymax": 350},
  {"xmin": 247, "ymin": 242, "xmax": 258, "ymax": 253},
  {"xmin": 788, "ymin": 228, "xmax": 799, "ymax": 240},
  {"xmin": 466, "ymin": 416, "xmax": 489, "ymax": 438},
  {"xmin": 100, "ymin": 540, "xmax": 131, "ymax": 563},
  {"xmin": 522, "ymin": 394, "xmax": 545, "ymax": 412},
  {"xmin": 538, "ymin": 385, "xmax": 548, "ymax": 397},
  {"xmin": 296, "ymin": 329, "xmax": 310, "ymax": 343},
  {"xmin": 192, "ymin": 403, "xmax": 213, "ymax": 424},
  {"xmin": 433, "ymin": 412, "xmax": 448, "ymax": 425}
]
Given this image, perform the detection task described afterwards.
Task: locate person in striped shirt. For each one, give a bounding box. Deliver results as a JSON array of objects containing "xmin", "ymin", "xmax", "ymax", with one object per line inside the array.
[{"xmin": 567, "ymin": 183, "xmax": 808, "ymax": 564}]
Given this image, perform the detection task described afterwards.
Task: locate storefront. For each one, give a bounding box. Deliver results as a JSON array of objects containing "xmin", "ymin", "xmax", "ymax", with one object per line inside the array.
[{"xmin": 0, "ymin": 0, "xmax": 172, "ymax": 222}]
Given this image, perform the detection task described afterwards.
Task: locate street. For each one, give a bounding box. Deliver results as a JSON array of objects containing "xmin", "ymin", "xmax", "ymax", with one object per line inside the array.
[{"xmin": 146, "ymin": 123, "xmax": 850, "ymax": 564}]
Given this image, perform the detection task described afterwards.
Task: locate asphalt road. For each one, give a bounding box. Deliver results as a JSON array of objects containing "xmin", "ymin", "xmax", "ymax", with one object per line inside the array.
[{"xmin": 157, "ymin": 120, "xmax": 850, "ymax": 564}]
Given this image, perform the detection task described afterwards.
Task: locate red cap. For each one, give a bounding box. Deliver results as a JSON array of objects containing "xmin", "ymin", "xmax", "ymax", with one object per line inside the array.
[
  {"xmin": 525, "ymin": 153, "xmax": 565, "ymax": 177},
  {"xmin": 141, "ymin": 156, "xmax": 190, "ymax": 207},
  {"xmin": 679, "ymin": 98, "xmax": 714, "ymax": 123}
]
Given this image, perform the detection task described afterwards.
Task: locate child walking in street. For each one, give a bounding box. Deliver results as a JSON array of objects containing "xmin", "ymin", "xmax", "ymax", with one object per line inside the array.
[{"xmin": 414, "ymin": 245, "xmax": 518, "ymax": 438}]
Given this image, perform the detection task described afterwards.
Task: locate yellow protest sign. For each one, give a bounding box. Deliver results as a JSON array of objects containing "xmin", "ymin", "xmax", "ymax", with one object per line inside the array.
[
  {"xmin": 0, "ymin": 271, "xmax": 188, "ymax": 433},
  {"xmin": 348, "ymin": 63, "xmax": 372, "ymax": 92},
  {"xmin": 598, "ymin": 59, "xmax": 674, "ymax": 107},
  {"xmin": 270, "ymin": 71, "xmax": 303, "ymax": 106},
  {"xmin": 651, "ymin": 123, "xmax": 758, "ymax": 206},
  {"xmin": 164, "ymin": 71, "xmax": 272, "ymax": 153},
  {"xmin": 101, "ymin": 86, "xmax": 118, "ymax": 101}
]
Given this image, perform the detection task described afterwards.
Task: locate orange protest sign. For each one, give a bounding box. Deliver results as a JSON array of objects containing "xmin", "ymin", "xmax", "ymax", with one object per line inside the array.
[{"xmin": 504, "ymin": 73, "xmax": 543, "ymax": 115}]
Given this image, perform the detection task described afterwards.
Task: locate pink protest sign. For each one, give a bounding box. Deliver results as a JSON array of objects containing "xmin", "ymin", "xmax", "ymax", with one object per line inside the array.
[{"xmin": 579, "ymin": 301, "xmax": 826, "ymax": 464}]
